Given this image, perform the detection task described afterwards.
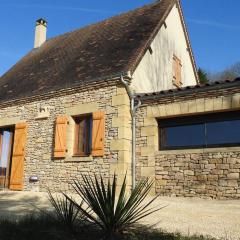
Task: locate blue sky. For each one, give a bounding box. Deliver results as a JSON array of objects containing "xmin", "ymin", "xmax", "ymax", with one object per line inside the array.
[{"xmin": 0, "ymin": 0, "xmax": 239, "ymax": 76}]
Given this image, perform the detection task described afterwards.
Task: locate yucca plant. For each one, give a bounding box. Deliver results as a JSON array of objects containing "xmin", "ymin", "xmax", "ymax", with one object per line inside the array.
[
  {"xmin": 63, "ymin": 174, "xmax": 163, "ymax": 239},
  {"xmin": 48, "ymin": 190, "xmax": 80, "ymax": 232}
]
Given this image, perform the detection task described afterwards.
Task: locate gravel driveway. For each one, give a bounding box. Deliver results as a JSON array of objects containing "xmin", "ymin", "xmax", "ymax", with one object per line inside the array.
[
  {"xmin": 0, "ymin": 190, "xmax": 239, "ymax": 239},
  {"xmin": 143, "ymin": 196, "xmax": 240, "ymax": 240}
]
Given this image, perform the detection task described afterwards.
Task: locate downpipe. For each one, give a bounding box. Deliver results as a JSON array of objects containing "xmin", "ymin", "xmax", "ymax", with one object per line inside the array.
[{"xmin": 120, "ymin": 74, "xmax": 141, "ymax": 190}]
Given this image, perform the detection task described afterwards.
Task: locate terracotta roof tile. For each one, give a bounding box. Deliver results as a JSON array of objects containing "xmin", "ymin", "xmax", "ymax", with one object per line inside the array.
[
  {"xmin": 0, "ymin": 0, "xmax": 176, "ymax": 102},
  {"xmin": 136, "ymin": 77, "xmax": 240, "ymax": 99}
]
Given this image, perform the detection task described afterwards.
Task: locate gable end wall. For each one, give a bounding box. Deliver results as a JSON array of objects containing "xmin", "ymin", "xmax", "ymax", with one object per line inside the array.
[{"xmin": 131, "ymin": 3, "xmax": 197, "ymax": 93}]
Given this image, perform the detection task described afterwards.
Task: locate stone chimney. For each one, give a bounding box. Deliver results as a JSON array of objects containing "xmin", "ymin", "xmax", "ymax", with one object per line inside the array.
[{"xmin": 34, "ymin": 18, "xmax": 47, "ymax": 48}]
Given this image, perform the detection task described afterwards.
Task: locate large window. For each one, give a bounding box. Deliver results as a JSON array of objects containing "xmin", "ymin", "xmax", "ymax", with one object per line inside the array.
[
  {"xmin": 73, "ymin": 115, "xmax": 92, "ymax": 156},
  {"xmin": 159, "ymin": 111, "xmax": 240, "ymax": 150}
]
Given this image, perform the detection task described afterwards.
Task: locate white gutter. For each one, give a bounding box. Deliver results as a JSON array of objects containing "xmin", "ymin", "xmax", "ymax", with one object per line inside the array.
[{"xmin": 120, "ymin": 73, "xmax": 141, "ymax": 190}]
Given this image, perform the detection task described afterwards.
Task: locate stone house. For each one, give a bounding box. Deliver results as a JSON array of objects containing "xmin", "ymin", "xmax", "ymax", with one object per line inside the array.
[
  {"xmin": 136, "ymin": 78, "xmax": 240, "ymax": 199},
  {"xmin": 0, "ymin": 0, "xmax": 239, "ymax": 199}
]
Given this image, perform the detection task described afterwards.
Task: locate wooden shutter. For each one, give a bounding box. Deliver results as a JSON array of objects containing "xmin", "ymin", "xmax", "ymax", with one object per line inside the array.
[
  {"xmin": 92, "ymin": 111, "xmax": 105, "ymax": 156},
  {"xmin": 9, "ymin": 123, "xmax": 28, "ymax": 190},
  {"xmin": 173, "ymin": 55, "xmax": 182, "ymax": 87},
  {"xmin": 54, "ymin": 116, "xmax": 68, "ymax": 158},
  {"xmin": 173, "ymin": 56, "xmax": 178, "ymax": 80},
  {"xmin": 177, "ymin": 58, "xmax": 182, "ymax": 85}
]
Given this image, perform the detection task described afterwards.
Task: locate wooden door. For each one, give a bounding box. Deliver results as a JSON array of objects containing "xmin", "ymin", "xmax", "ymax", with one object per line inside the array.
[
  {"xmin": 0, "ymin": 129, "xmax": 14, "ymax": 188},
  {"xmin": 9, "ymin": 123, "xmax": 28, "ymax": 190},
  {"xmin": 5, "ymin": 131, "xmax": 14, "ymax": 187}
]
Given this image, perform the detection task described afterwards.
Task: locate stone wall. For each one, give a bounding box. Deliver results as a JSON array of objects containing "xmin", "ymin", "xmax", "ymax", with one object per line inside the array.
[
  {"xmin": 2, "ymin": 78, "xmax": 240, "ymax": 199},
  {"xmin": 155, "ymin": 150, "xmax": 240, "ymax": 199},
  {"xmin": 0, "ymin": 84, "xmax": 132, "ymax": 192},
  {"xmin": 136, "ymin": 87, "xmax": 240, "ymax": 199}
]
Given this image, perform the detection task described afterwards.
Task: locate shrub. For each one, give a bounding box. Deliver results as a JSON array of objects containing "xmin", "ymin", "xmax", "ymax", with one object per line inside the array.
[
  {"xmin": 48, "ymin": 190, "xmax": 80, "ymax": 232},
  {"xmin": 63, "ymin": 174, "xmax": 162, "ymax": 239}
]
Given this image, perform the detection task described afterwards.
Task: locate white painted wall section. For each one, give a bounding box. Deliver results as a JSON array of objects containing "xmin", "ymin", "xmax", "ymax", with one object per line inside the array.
[{"xmin": 131, "ymin": 4, "xmax": 197, "ymax": 93}]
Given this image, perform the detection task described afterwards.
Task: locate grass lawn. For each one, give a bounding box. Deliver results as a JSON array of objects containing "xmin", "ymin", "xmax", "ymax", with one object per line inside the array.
[{"xmin": 0, "ymin": 214, "xmax": 216, "ymax": 240}]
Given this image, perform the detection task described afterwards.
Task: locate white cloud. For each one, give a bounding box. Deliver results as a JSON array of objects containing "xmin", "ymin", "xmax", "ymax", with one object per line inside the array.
[
  {"xmin": 187, "ymin": 18, "xmax": 240, "ymax": 30},
  {"xmin": 0, "ymin": 3, "xmax": 115, "ymax": 14}
]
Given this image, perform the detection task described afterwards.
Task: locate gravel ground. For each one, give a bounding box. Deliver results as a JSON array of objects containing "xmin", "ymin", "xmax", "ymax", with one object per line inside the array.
[
  {"xmin": 0, "ymin": 190, "xmax": 240, "ymax": 239},
  {"xmin": 142, "ymin": 196, "xmax": 240, "ymax": 240}
]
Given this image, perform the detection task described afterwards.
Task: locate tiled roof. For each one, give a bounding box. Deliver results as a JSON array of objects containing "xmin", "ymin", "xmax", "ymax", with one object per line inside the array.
[
  {"xmin": 136, "ymin": 77, "xmax": 240, "ymax": 99},
  {"xmin": 0, "ymin": 0, "xmax": 176, "ymax": 102}
]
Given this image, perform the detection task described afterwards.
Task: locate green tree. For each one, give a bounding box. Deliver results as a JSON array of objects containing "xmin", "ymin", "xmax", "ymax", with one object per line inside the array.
[
  {"xmin": 198, "ymin": 68, "xmax": 209, "ymax": 84},
  {"xmin": 208, "ymin": 61, "xmax": 240, "ymax": 82}
]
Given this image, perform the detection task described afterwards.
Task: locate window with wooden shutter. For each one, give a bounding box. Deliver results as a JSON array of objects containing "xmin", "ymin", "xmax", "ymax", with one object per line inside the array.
[
  {"xmin": 54, "ymin": 116, "xmax": 68, "ymax": 158},
  {"xmin": 9, "ymin": 123, "xmax": 28, "ymax": 190},
  {"xmin": 73, "ymin": 115, "xmax": 92, "ymax": 156},
  {"xmin": 173, "ymin": 55, "xmax": 182, "ymax": 87},
  {"xmin": 92, "ymin": 111, "xmax": 105, "ymax": 157}
]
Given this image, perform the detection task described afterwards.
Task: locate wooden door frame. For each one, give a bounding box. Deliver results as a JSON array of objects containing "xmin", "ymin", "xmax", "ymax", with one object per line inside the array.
[
  {"xmin": 0, "ymin": 127, "xmax": 15, "ymax": 189},
  {"xmin": 5, "ymin": 131, "xmax": 14, "ymax": 188}
]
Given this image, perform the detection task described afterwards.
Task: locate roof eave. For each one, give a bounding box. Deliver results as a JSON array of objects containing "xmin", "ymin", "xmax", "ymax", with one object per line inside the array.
[
  {"xmin": 137, "ymin": 78, "xmax": 240, "ymax": 102},
  {"xmin": 0, "ymin": 72, "xmax": 131, "ymax": 107}
]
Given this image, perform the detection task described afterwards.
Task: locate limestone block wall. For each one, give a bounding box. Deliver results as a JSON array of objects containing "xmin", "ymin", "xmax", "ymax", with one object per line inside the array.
[
  {"xmin": 155, "ymin": 150, "xmax": 240, "ymax": 199},
  {"xmin": 136, "ymin": 88, "xmax": 240, "ymax": 199},
  {"xmin": 0, "ymin": 84, "xmax": 132, "ymax": 192},
  {"xmin": 110, "ymin": 86, "xmax": 132, "ymax": 191}
]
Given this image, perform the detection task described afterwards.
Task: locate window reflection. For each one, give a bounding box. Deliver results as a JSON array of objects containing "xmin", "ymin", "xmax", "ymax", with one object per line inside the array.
[
  {"xmin": 207, "ymin": 120, "xmax": 240, "ymax": 146},
  {"xmin": 161, "ymin": 124, "xmax": 205, "ymax": 148},
  {"xmin": 159, "ymin": 111, "xmax": 240, "ymax": 150}
]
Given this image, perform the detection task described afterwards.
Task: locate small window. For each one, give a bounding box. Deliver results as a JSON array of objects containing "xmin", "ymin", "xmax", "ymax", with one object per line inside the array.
[
  {"xmin": 73, "ymin": 115, "xmax": 92, "ymax": 156},
  {"xmin": 148, "ymin": 46, "xmax": 153, "ymax": 55},
  {"xmin": 173, "ymin": 55, "xmax": 182, "ymax": 87},
  {"xmin": 159, "ymin": 111, "xmax": 240, "ymax": 150}
]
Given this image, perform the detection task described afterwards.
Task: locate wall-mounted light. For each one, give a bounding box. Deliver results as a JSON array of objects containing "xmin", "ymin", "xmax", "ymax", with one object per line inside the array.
[{"xmin": 29, "ymin": 176, "xmax": 39, "ymax": 182}]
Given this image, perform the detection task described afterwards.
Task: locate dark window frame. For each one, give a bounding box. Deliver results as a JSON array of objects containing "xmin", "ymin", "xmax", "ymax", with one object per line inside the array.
[
  {"xmin": 73, "ymin": 114, "xmax": 92, "ymax": 157},
  {"xmin": 158, "ymin": 111, "xmax": 240, "ymax": 150}
]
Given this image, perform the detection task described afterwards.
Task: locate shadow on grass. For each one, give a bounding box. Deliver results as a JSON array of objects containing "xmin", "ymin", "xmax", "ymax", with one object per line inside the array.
[
  {"xmin": 0, "ymin": 214, "xmax": 217, "ymax": 240},
  {"xmin": 0, "ymin": 191, "xmax": 50, "ymax": 218}
]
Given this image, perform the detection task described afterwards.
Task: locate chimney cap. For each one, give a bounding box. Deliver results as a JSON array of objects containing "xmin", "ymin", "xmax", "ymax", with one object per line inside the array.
[{"xmin": 36, "ymin": 18, "xmax": 47, "ymax": 26}]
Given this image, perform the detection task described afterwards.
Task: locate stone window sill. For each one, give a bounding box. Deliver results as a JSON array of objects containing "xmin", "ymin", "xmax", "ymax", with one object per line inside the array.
[
  {"xmin": 65, "ymin": 155, "xmax": 93, "ymax": 162},
  {"xmin": 157, "ymin": 146, "xmax": 240, "ymax": 155}
]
